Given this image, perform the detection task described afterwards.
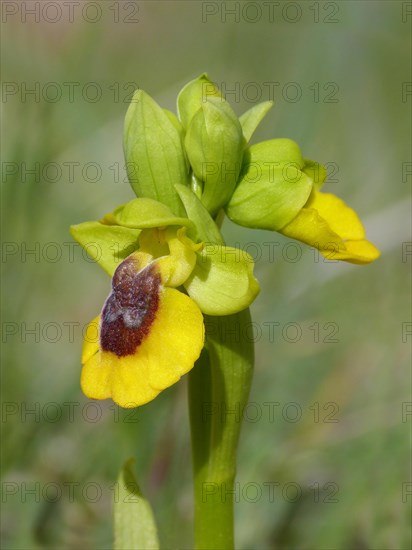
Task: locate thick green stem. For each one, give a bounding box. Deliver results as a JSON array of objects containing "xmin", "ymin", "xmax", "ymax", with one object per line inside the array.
[{"xmin": 189, "ymin": 309, "xmax": 254, "ymax": 549}]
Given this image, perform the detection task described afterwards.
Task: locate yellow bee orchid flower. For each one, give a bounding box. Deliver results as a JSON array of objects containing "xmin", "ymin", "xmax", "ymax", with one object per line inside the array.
[
  {"xmin": 80, "ymin": 227, "xmax": 204, "ymax": 408},
  {"xmin": 225, "ymin": 138, "xmax": 380, "ymax": 265},
  {"xmin": 75, "ymin": 216, "xmax": 260, "ymax": 408}
]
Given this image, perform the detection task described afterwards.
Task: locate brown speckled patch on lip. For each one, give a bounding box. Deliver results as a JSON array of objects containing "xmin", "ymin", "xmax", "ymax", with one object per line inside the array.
[{"xmin": 100, "ymin": 258, "xmax": 161, "ymax": 357}]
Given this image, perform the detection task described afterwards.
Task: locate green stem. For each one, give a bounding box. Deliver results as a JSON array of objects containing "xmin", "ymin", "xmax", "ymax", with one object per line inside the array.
[{"xmin": 189, "ymin": 309, "xmax": 254, "ymax": 549}]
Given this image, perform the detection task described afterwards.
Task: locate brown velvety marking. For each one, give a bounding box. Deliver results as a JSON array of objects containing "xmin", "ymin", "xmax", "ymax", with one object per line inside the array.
[{"xmin": 100, "ymin": 258, "xmax": 161, "ymax": 357}]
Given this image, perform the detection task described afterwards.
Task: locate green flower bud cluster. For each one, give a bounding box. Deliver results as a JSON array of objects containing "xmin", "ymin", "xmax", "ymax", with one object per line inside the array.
[{"xmin": 123, "ymin": 73, "xmax": 324, "ymax": 233}]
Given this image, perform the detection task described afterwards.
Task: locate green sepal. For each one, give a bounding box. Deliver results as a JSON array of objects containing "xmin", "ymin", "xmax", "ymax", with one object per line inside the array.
[
  {"xmin": 103, "ymin": 198, "xmax": 193, "ymax": 230},
  {"xmin": 302, "ymin": 158, "xmax": 327, "ymax": 190},
  {"xmin": 175, "ymin": 184, "xmax": 224, "ymax": 245},
  {"xmin": 184, "ymin": 245, "xmax": 260, "ymax": 315},
  {"xmin": 114, "ymin": 458, "xmax": 159, "ymax": 550},
  {"xmin": 70, "ymin": 221, "xmax": 140, "ymax": 276},
  {"xmin": 239, "ymin": 101, "xmax": 274, "ymax": 143},
  {"xmin": 226, "ymin": 166, "xmax": 313, "ymax": 231},
  {"xmin": 185, "ymin": 97, "xmax": 245, "ymax": 216},
  {"xmin": 177, "ymin": 73, "xmax": 222, "ymax": 129},
  {"xmin": 123, "ymin": 89, "xmax": 189, "ymax": 215},
  {"xmin": 245, "ymin": 138, "xmax": 305, "ymax": 169}
]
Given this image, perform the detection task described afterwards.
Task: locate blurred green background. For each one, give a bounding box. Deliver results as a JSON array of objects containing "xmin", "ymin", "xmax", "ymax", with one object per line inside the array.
[{"xmin": 1, "ymin": 1, "xmax": 411, "ymax": 549}]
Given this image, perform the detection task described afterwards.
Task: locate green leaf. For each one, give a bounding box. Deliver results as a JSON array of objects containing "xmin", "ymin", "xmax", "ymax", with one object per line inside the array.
[
  {"xmin": 123, "ymin": 89, "xmax": 189, "ymax": 215},
  {"xmin": 239, "ymin": 101, "xmax": 273, "ymax": 142},
  {"xmin": 226, "ymin": 166, "xmax": 313, "ymax": 231},
  {"xmin": 114, "ymin": 459, "xmax": 159, "ymax": 550},
  {"xmin": 177, "ymin": 73, "xmax": 222, "ymax": 129},
  {"xmin": 106, "ymin": 198, "xmax": 193, "ymax": 230},
  {"xmin": 185, "ymin": 97, "xmax": 245, "ymax": 216},
  {"xmin": 70, "ymin": 221, "xmax": 140, "ymax": 276},
  {"xmin": 175, "ymin": 184, "xmax": 224, "ymax": 244},
  {"xmin": 185, "ymin": 245, "xmax": 260, "ymax": 315}
]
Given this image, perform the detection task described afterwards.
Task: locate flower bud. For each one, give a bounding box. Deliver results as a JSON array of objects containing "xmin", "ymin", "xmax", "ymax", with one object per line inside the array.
[
  {"xmin": 184, "ymin": 97, "xmax": 245, "ymax": 216},
  {"xmin": 226, "ymin": 139, "xmax": 312, "ymax": 231},
  {"xmin": 124, "ymin": 89, "xmax": 189, "ymax": 216},
  {"xmin": 177, "ymin": 73, "xmax": 222, "ymax": 129}
]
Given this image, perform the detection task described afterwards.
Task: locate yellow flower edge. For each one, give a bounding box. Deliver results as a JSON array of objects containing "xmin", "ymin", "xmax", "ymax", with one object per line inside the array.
[
  {"xmin": 81, "ymin": 287, "xmax": 204, "ymax": 408},
  {"xmin": 280, "ymin": 191, "xmax": 380, "ymax": 264}
]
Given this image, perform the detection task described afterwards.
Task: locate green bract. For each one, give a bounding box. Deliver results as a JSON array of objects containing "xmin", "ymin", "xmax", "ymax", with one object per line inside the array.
[
  {"xmin": 239, "ymin": 101, "xmax": 274, "ymax": 143},
  {"xmin": 175, "ymin": 184, "xmax": 224, "ymax": 244},
  {"xmin": 123, "ymin": 90, "xmax": 189, "ymax": 216},
  {"xmin": 226, "ymin": 139, "xmax": 313, "ymax": 231},
  {"xmin": 184, "ymin": 96, "xmax": 245, "ymax": 216}
]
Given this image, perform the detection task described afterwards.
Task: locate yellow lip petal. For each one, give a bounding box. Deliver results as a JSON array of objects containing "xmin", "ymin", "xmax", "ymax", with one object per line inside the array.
[
  {"xmin": 109, "ymin": 354, "xmax": 160, "ymax": 408},
  {"xmin": 82, "ymin": 316, "xmax": 100, "ymax": 364},
  {"xmin": 144, "ymin": 288, "xmax": 205, "ymax": 388},
  {"xmin": 80, "ymin": 286, "xmax": 204, "ymax": 408},
  {"xmin": 80, "ymin": 350, "xmax": 112, "ymax": 400}
]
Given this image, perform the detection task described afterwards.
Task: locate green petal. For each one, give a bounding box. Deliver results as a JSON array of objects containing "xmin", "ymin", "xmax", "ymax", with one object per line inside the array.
[
  {"xmin": 123, "ymin": 89, "xmax": 189, "ymax": 215},
  {"xmin": 239, "ymin": 101, "xmax": 274, "ymax": 143},
  {"xmin": 185, "ymin": 245, "xmax": 260, "ymax": 315},
  {"xmin": 106, "ymin": 198, "xmax": 193, "ymax": 229},
  {"xmin": 177, "ymin": 73, "xmax": 222, "ymax": 129},
  {"xmin": 175, "ymin": 184, "xmax": 224, "ymax": 244},
  {"xmin": 70, "ymin": 221, "xmax": 140, "ymax": 276},
  {"xmin": 185, "ymin": 97, "xmax": 245, "ymax": 216},
  {"xmin": 226, "ymin": 166, "xmax": 313, "ymax": 231}
]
